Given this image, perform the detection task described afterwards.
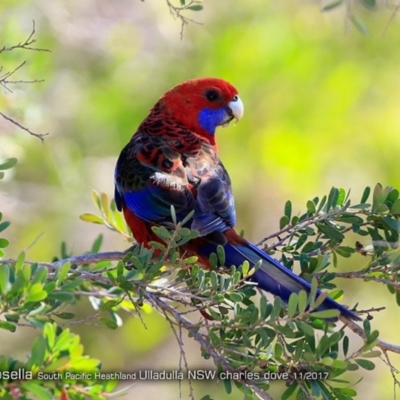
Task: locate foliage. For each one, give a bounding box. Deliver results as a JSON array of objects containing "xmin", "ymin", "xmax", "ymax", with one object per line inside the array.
[
  {"xmin": 0, "ymin": 322, "xmax": 114, "ymax": 400},
  {"xmin": 3, "ymin": 4, "xmax": 400, "ymax": 400},
  {"xmin": 2, "ymin": 178, "xmax": 400, "ymax": 399}
]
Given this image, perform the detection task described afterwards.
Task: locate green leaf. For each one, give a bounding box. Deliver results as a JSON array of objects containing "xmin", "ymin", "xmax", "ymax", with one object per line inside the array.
[
  {"xmin": 355, "ymin": 359, "xmax": 375, "ymax": 370},
  {"xmin": 287, "ymin": 292, "xmax": 298, "ymax": 317},
  {"xmin": 4, "ymin": 313, "xmax": 19, "ymax": 323},
  {"xmin": 47, "ymin": 292, "xmax": 75, "ymax": 302},
  {"xmin": 284, "ymin": 200, "xmax": 292, "ymax": 219},
  {"xmin": 181, "ymin": 210, "xmax": 194, "ymax": 226},
  {"xmin": 101, "ymin": 300, "xmax": 120, "ymax": 311},
  {"xmin": 309, "ymin": 277, "xmax": 318, "ymax": 308},
  {"xmin": 22, "ymin": 382, "xmax": 52, "ymax": 400},
  {"xmin": 391, "ymin": 199, "xmax": 400, "ymax": 215},
  {"xmin": 25, "ymin": 290, "xmax": 47, "ymax": 303},
  {"xmin": 25, "ymin": 283, "xmax": 47, "ymax": 303},
  {"xmin": 270, "ymin": 296, "xmax": 282, "ymax": 322},
  {"xmin": 313, "ymin": 292, "xmax": 328, "ymax": 310},
  {"xmin": 326, "ymin": 187, "xmax": 339, "ymax": 211},
  {"xmin": 280, "ymin": 215, "xmax": 290, "ymax": 229},
  {"xmin": 26, "ymin": 317, "xmax": 48, "ymax": 329},
  {"xmin": 380, "ymin": 216, "xmax": 400, "ymax": 232},
  {"xmin": 366, "ymin": 330, "xmax": 379, "ymax": 344},
  {"xmin": 0, "ymin": 264, "xmax": 10, "ymax": 295},
  {"xmin": 0, "ymin": 320, "xmax": 16, "ymax": 332},
  {"xmin": 322, "ymin": 357, "xmax": 333, "ymax": 366},
  {"xmin": 216, "ymin": 245, "xmax": 225, "ymax": 266},
  {"xmin": 29, "ymin": 335, "xmax": 47, "ymax": 367},
  {"xmin": 260, "ymin": 295, "xmax": 268, "ymax": 319},
  {"xmin": 226, "ymin": 292, "xmax": 243, "ymax": 303},
  {"xmin": 361, "ymin": 0, "xmax": 376, "ymax": 8},
  {"xmin": 363, "ymin": 318, "xmax": 371, "ymax": 336},
  {"xmin": 321, "ymin": 0, "xmax": 343, "ymax": 12},
  {"xmin": 337, "ymin": 188, "xmax": 346, "ymax": 205},
  {"xmin": 153, "ymin": 226, "xmax": 171, "ymax": 240},
  {"xmin": 335, "ymin": 246, "xmax": 354, "ymax": 258},
  {"xmin": 343, "ymin": 335, "xmax": 349, "ymax": 356},
  {"xmin": 0, "ymin": 157, "xmax": 18, "ymax": 170},
  {"xmin": 70, "ymin": 356, "xmax": 101, "ymax": 371},
  {"xmin": 335, "ymin": 214, "xmax": 363, "ymax": 224},
  {"xmin": 79, "ymin": 213, "xmax": 104, "ymax": 224},
  {"xmin": 99, "ymin": 317, "xmax": 118, "ymax": 329},
  {"xmin": 350, "ymin": 14, "xmax": 369, "ymax": 35},
  {"xmin": 338, "ymin": 388, "xmax": 358, "ymax": 396},
  {"xmin": 187, "ymin": 4, "xmax": 203, "ymax": 11},
  {"xmin": 295, "ymin": 234, "xmax": 308, "ymax": 250},
  {"xmin": 0, "ymin": 221, "xmax": 10, "ymax": 233},
  {"xmin": 282, "ymin": 382, "xmax": 298, "ymax": 400},
  {"xmin": 298, "ymin": 290, "xmax": 308, "ymax": 314},
  {"xmin": 309, "ymin": 309, "xmax": 340, "ymax": 319},
  {"xmin": 362, "ymin": 350, "xmax": 381, "ymax": 358},
  {"xmin": 32, "ymin": 268, "xmax": 48, "ymax": 285},
  {"xmin": 56, "ymin": 262, "xmax": 70, "ymax": 283},
  {"xmin": 44, "ymin": 356, "xmax": 71, "ymax": 371},
  {"xmin": 15, "ymin": 251, "xmax": 26, "ymax": 272},
  {"xmin": 0, "ymin": 238, "xmax": 10, "ymax": 248},
  {"xmin": 223, "ymin": 377, "xmax": 232, "ymax": 394},
  {"xmin": 91, "ymin": 234, "xmax": 103, "ymax": 253},
  {"xmin": 170, "ymin": 205, "xmax": 177, "ymax": 225},
  {"xmin": 331, "ymin": 359, "xmax": 349, "ymax": 369},
  {"xmin": 296, "ymin": 321, "xmax": 314, "ymax": 336},
  {"xmin": 316, "ymin": 222, "xmax": 344, "ymax": 242},
  {"xmin": 55, "ymin": 312, "xmax": 75, "ymax": 320}
]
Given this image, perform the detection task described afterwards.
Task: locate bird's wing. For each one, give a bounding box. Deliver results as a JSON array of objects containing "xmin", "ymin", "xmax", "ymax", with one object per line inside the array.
[{"xmin": 114, "ymin": 127, "xmax": 236, "ymax": 235}]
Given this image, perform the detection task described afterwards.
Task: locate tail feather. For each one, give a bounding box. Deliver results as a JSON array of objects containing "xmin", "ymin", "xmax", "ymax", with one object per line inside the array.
[{"xmin": 201, "ymin": 240, "xmax": 360, "ymax": 321}]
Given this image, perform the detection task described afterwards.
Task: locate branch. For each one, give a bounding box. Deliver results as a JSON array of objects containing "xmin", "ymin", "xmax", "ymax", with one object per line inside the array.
[
  {"xmin": 0, "ymin": 21, "xmax": 50, "ymax": 142},
  {"xmin": 51, "ymin": 250, "xmax": 128, "ymax": 268},
  {"xmin": 329, "ymin": 270, "xmax": 400, "ymax": 288},
  {"xmin": 0, "ymin": 112, "xmax": 49, "ymax": 142},
  {"xmin": 340, "ymin": 316, "xmax": 400, "ymax": 354},
  {"xmin": 0, "ymin": 21, "xmax": 50, "ymax": 54},
  {"xmin": 256, "ymin": 203, "xmax": 351, "ymax": 250},
  {"xmin": 164, "ymin": 0, "xmax": 203, "ymax": 38},
  {"xmin": 3, "ymin": 249, "xmax": 400, "ymax": 360},
  {"xmin": 145, "ymin": 292, "xmax": 273, "ymax": 400}
]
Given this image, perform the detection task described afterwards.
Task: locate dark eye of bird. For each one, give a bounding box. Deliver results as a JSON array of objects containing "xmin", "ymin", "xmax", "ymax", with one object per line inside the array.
[{"xmin": 205, "ymin": 89, "xmax": 219, "ymax": 102}]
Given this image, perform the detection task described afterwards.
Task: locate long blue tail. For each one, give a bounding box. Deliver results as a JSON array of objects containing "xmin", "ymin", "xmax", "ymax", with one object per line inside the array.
[{"xmin": 199, "ymin": 241, "xmax": 360, "ymax": 321}]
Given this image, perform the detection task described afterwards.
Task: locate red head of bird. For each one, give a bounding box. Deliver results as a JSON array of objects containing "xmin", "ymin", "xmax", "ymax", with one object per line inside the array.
[{"xmin": 144, "ymin": 77, "xmax": 244, "ymax": 148}]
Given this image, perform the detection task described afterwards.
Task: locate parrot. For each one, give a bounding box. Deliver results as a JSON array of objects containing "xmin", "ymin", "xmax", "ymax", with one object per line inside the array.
[{"xmin": 114, "ymin": 77, "xmax": 360, "ymax": 321}]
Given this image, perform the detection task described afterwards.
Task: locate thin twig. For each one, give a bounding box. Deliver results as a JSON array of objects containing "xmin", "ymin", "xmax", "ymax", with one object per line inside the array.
[
  {"xmin": 323, "ymin": 270, "xmax": 400, "ymax": 288},
  {"xmin": 381, "ymin": 348, "xmax": 400, "ymax": 398},
  {"xmin": 341, "ymin": 316, "xmax": 400, "ymax": 354},
  {"xmin": 0, "ymin": 21, "xmax": 50, "ymax": 54},
  {"xmin": 164, "ymin": 0, "xmax": 203, "ymax": 39},
  {"xmin": 0, "ymin": 21, "xmax": 50, "ymax": 141},
  {"xmin": 382, "ymin": 2, "xmax": 400, "ymax": 36},
  {"xmin": 2, "ymin": 251, "xmax": 400, "ymax": 358},
  {"xmin": 145, "ymin": 291, "xmax": 273, "ymax": 400},
  {"xmin": 0, "ymin": 112, "xmax": 49, "ymax": 142}
]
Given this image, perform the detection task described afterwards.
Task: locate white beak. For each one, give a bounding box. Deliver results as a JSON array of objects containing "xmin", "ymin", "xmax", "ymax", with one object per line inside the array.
[{"xmin": 228, "ymin": 95, "xmax": 244, "ymax": 121}]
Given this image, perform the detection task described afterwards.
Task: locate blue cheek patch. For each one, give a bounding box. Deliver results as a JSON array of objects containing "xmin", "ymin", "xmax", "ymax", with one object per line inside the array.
[{"xmin": 198, "ymin": 107, "xmax": 228, "ymax": 135}]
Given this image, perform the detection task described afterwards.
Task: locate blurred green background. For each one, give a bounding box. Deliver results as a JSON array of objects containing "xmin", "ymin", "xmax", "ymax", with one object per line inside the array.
[{"xmin": 1, "ymin": 0, "xmax": 400, "ymax": 398}]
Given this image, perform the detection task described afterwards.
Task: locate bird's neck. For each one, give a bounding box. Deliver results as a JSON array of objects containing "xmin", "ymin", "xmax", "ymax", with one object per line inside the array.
[{"xmin": 138, "ymin": 109, "xmax": 218, "ymax": 152}]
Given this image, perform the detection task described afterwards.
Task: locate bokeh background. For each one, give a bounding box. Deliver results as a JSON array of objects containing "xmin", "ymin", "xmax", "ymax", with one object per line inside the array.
[{"xmin": 1, "ymin": 0, "xmax": 400, "ymax": 398}]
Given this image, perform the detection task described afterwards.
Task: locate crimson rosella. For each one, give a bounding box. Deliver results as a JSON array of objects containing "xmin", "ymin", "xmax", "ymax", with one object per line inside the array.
[{"xmin": 114, "ymin": 77, "xmax": 360, "ymax": 321}]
